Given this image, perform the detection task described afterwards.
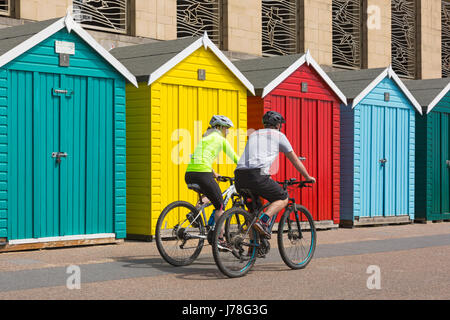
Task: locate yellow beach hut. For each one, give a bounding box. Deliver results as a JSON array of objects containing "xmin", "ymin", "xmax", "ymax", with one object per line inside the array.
[{"xmin": 111, "ymin": 34, "xmax": 254, "ymax": 239}]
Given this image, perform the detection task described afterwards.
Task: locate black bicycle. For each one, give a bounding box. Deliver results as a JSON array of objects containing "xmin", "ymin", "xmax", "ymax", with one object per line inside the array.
[
  {"xmin": 211, "ymin": 178, "xmax": 317, "ymax": 278},
  {"xmin": 155, "ymin": 176, "xmax": 244, "ymax": 266}
]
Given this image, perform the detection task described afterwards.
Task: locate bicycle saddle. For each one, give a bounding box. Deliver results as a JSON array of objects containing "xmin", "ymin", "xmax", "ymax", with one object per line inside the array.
[
  {"xmin": 187, "ymin": 184, "xmax": 203, "ymax": 194},
  {"xmin": 239, "ymin": 188, "xmax": 254, "ymax": 198}
]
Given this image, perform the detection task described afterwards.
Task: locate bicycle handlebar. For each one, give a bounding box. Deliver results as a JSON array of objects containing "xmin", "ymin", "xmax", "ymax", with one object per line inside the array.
[
  {"xmin": 217, "ymin": 176, "xmax": 235, "ymax": 183},
  {"xmin": 276, "ymin": 178, "xmax": 315, "ymax": 188}
]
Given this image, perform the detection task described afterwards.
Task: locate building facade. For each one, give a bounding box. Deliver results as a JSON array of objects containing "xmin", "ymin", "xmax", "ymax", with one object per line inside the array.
[{"xmin": 0, "ymin": 0, "xmax": 448, "ymax": 78}]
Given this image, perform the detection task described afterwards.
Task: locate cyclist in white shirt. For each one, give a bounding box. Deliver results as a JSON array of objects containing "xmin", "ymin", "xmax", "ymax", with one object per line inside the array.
[{"xmin": 234, "ymin": 111, "xmax": 316, "ymax": 239}]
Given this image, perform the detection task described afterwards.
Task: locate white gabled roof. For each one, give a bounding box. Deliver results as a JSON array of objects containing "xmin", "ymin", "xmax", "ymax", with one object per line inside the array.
[
  {"xmin": 331, "ymin": 66, "xmax": 423, "ymax": 114},
  {"xmin": 357, "ymin": 66, "xmax": 423, "ymax": 114},
  {"xmin": 146, "ymin": 32, "xmax": 255, "ymax": 95},
  {"xmin": 425, "ymin": 81, "xmax": 450, "ymax": 113},
  {"xmin": 261, "ymin": 51, "xmax": 347, "ymax": 104},
  {"xmin": 0, "ymin": 13, "xmax": 138, "ymax": 87}
]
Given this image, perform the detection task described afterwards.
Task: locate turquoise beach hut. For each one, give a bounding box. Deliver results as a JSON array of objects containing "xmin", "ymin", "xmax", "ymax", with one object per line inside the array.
[
  {"xmin": 0, "ymin": 15, "xmax": 137, "ymax": 249},
  {"xmin": 328, "ymin": 67, "xmax": 422, "ymax": 227}
]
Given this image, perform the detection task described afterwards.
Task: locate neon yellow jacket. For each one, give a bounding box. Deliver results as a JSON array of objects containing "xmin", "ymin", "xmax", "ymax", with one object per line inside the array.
[{"xmin": 186, "ymin": 129, "xmax": 239, "ymax": 172}]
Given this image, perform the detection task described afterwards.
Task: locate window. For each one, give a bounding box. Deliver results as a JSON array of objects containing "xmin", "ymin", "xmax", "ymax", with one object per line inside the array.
[
  {"xmin": 177, "ymin": 0, "xmax": 222, "ymax": 46},
  {"xmin": 72, "ymin": 0, "xmax": 128, "ymax": 34},
  {"xmin": 442, "ymin": 0, "xmax": 450, "ymax": 77},
  {"xmin": 262, "ymin": 0, "xmax": 298, "ymax": 56},
  {"xmin": 332, "ymin": 0, "xmax": 362, "ymax": 69},
  {"xmin": 0, "ymin": 0, "xmax": 10, "ymax": 16},
  {"xmin": 391, "ymin": 0, "xmax": 417, "ymax": 79}
]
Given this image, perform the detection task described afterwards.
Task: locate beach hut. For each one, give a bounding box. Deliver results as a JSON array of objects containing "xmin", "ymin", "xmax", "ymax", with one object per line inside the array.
[
  {"xmin": 234, "ymin": 52, "xmax": 347, "ymax": 228},
  {"xmin": 0, "ymin": 15, "xmax": 137, "ymax": 250},
  {"xmin": 328, "ymin": 67, "xmax": 422, "ymax": 227},
  {"xmin": 405, "ymin": 78, "xmax": 450, "ymax": 222},
  {"xmin": 111, "ymin": 33, "xmax": 254, "ymax": 239}
]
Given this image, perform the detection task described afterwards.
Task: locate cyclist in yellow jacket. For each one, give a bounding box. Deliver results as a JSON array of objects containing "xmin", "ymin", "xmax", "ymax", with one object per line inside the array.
[{"xmin": 185, "ymin": 115, "xmax": 239, "ymax": 246}]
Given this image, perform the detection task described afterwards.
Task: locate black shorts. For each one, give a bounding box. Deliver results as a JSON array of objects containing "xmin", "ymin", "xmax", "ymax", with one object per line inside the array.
[
  {"xmin": 234, "ymin": 168, "xmax": 288, "ymax": 210},
  {"xmin": 185, "ymin": 171, "xmax": 224, "ymax": 211}
]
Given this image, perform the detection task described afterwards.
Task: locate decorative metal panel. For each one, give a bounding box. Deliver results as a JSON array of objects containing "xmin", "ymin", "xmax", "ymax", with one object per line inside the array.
[
  {"xmin": 72, "ymin": 0, "xmax": 127, "ymax": 34},
  {"xmin": 332, "ymin": 0, "xmax": 362, "ymax": 69},
  {"xmin": 442, "ymin": 1, "xmax": 450, "ymax": 77},
  {"xmin": 0, "ymin": 0, "xmax": 10, "ymax": 16},
  {"xmin": 262, "ymin": 0, "xmax": 298, "ymax": 56},
  {"xmin": 177, "ymin": 0, "xmax": 221, "ymax": 45},
  {"xmin": 391, "ymin": 0, "xmax": 416, "ymax": 78}
]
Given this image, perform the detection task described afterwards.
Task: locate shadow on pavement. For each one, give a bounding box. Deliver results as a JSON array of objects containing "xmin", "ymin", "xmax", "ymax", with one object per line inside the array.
[{"xmin": 110, "ymin": 254, "xmax": 224, "ymax": 281}]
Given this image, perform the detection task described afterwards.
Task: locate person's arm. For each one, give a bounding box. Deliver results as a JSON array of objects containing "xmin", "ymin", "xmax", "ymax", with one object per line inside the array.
[
  {"xmin": 285, "ymin": 151, "xmax": 316, "ymax": 183},
  {"xmin": 222, "ymin": 137, "xmax": 239, "ymax": 164},
  {"xmin": 212, "ymin": 168, "xmax": 220, "ymax": 180}
]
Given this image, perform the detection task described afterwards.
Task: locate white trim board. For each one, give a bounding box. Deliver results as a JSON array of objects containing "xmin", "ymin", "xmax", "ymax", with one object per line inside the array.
[
  {"xmin": 351, "ymin": 66, "xmax": 423, "ymax": 115},
  {"xmin": 260, "ymin": 50, "xmax": 348, "ymax": 105},
  {"xmin": 0, "ymin": 13, "xmax": 138, "ymax": 87},
  {"xmin": 8, "ymin": 233, "xmax": 116, "ymax": 245},
  {"xmin": 147, "ymin": 32, "xmax": 255, "ymax": 95},
  {"xmin": 426, "ymin": 81, "xmax": 450, "ymax": 114}
]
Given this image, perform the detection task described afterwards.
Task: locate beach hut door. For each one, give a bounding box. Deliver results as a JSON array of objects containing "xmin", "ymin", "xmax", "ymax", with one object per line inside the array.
[{"xmin": 8, "ymin": 71, "xmax": 114, "ymax": 240}]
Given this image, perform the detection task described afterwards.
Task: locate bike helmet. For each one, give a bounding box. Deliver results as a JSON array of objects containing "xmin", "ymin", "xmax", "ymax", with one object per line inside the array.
[
  {"xmin": 262, "ymin": 111, "xmax": 286, "ymax": 127},
  {"xmin": 209, "ymin": 115, "xmax": 234, "ymax": 128}
]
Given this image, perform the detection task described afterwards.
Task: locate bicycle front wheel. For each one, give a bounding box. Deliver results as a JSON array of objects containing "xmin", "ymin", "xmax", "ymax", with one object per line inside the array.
[
  {"xmin": 212, "ymin": 207, "xmax": 259, "ymax": 278},
  {"xmin": 155, "ymin": 201, "xmax": 205, "ymax": 266},
  {"xmin": 277, "ymin": 205, "xmax": 316, "ymax": 269}
]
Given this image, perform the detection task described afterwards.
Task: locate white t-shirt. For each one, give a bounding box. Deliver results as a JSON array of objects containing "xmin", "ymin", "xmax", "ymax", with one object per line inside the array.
[{"xmin": 236, "ymin": 129, "xmax": 293, "ymax": 175}]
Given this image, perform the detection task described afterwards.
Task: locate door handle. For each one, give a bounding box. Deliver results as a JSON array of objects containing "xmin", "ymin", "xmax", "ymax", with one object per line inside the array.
[
  {"xmin": 379, "ymin": 158, "xmax": 387, "ymax": 164},
  {"xmin": 447, "ymin": 160, "xmax": 450, "ymax": 168},
  {"xmin": 52, "ymin": 152, "xmax": 68, "ymax": 164}
]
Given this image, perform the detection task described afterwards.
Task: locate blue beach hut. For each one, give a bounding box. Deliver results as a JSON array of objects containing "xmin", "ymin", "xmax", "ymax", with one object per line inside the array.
[
  {"xmin": 328, "ymin": 67, "xmax": 422, "ymax": 227},
  {"xmin": 0, "ymin": 15, "xmax": 137, "ymax": 250}
]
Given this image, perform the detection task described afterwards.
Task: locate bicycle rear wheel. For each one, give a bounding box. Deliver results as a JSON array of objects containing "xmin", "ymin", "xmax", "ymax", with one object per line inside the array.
[
  {"xmin": 155, "ymin": 201, "xmax": 205, "ymax": 266},
  {"xmin": 212, "ymin": 207, "xmax": 259, "ymax": 278},
  {"xmin": 277, "ymin": 205, "xmax": 316, "ymax": 269}
]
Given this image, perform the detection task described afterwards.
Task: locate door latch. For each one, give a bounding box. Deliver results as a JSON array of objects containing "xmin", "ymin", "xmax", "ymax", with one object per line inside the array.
[
  {"xmin": 379, "ymin": 158, "xmax": 387, "ymax": 165},
  {"xmin": 52, "ymin": 152, "xmax": 68, "ymax": 164}
]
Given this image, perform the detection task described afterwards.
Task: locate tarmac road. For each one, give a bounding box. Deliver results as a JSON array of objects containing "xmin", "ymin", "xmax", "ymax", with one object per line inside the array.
[{"xmin": 0, "ymin": 222, "xmax": 449, "ymax": 300}]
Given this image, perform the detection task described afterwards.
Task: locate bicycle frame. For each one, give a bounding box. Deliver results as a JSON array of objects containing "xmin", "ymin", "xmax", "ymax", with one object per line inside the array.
[
  {"xmin": 188, "ymin": 183, "xmax": 240, "ymax": 230},
  {"xmin": 243, "ymin": 191, "xmax": 301, "ymax": 240}
]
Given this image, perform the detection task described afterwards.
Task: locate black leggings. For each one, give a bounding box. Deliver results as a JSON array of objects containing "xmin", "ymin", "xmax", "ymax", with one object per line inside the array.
[{"xmin": 185, "ymin": 172, "xmax": 224, "ymax": 211}]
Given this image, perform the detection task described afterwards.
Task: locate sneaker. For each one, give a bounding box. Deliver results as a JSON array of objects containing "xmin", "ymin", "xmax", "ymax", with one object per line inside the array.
[
  {"xmin": 253, "ymin": 220, "xmax": 271, "ymax": 239},
  {"xmin": 217, "ymin": 237, "xmax": 232, "ymax": 252}
]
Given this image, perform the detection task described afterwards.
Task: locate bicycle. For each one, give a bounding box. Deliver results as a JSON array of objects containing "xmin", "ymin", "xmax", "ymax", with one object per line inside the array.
[
  {"xmin": 211, "ymin": 178, "xmax": 317, "ymax": 278},
  {"xmin": 155, "ymin": 175, "xmax": 244, "ymax": 267}
]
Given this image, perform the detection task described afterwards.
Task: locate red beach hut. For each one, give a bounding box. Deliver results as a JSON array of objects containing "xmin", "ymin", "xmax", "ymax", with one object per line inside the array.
[{"xmin": 234, "ymin": 52, "xmax": 347, "ymax": 227}]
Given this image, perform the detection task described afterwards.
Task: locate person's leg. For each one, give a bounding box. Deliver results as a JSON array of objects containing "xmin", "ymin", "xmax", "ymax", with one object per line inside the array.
[
  {"xmin": 263, "ymin": 198, "xmax": 289, "ymax": 219},
  {"xmin": 252, "ymin": 176, "xmax": 288, "ymax": 239}
]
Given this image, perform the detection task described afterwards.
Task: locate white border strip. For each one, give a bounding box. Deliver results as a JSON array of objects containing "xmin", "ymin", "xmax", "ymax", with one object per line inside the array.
[
  {"xmin": 261, "ymin": 51, "xmax": 347, "ymax": 105},
  {"xmin": 388, "ymin": 66, "xmax": 423, "ymax": 115},
  {"xmin": 351, "ymin": 66, "xmax": 422, "ymax": 114},
  {"xmin": 426, "ymin": 80, "xmax": 450, "ymax": 114},
  {"xmin": 8, "ymin": 233, "xmax": 116, "ymax": 245},
  {"xmin": 305, "ymin": 51, "xmax": 348, "ymax": 105},
  {"xmin": 261, "ymin": 54, "xmax": 306, "ymax": 98},
  {"xmin": 351, "ymin": 68, "xmax": 389, "ymax": 108},
  {"xmin": 0, "ymin": 14, "xmax": 138, "ymax": 87},
  {"xmin": 148, "ymin": 37, "xmax": 204, "ymax": 86},
  {"xmin": 0, "ymin": 18, "xmax": 66, "ymax": 69},
  {"xmin": 148, "ymin": 32, "xmax": 255, "ymax": 95}
]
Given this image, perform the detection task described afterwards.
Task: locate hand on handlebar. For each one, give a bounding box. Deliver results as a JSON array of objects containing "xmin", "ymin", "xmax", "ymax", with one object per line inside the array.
[{"xmin": 305, "ymin": 176, "xmax": 316, "ymax": 184}]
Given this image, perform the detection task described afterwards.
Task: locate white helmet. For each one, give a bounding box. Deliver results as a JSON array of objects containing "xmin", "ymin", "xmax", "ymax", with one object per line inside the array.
[{"xmin": 209, "ymin": 115, "xmax": 234, "ymax": 128}]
